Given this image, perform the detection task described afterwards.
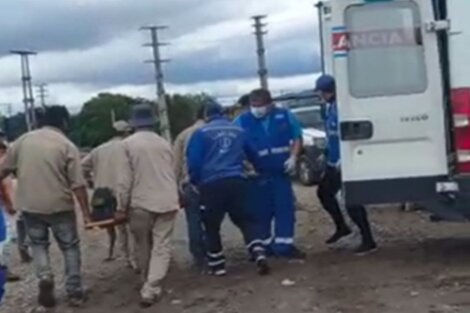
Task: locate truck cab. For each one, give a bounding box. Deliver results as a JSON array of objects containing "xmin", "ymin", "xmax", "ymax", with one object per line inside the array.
[{"xmin": 318, "ymin": 0, "xmax": 470, "ymax": 220}]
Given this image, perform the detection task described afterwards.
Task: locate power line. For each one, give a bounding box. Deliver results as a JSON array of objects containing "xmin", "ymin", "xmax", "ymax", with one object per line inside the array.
[
  {"xmin": 140, "ymin": 25, "xmax": 172, "ymax": 142},
  {"xmin": 10, "ymin": 50, "xmax": 37, "ymax": 131},
  {"xmin": 252, "ymin": 15, "xmax": 269, "ymax": 90}
]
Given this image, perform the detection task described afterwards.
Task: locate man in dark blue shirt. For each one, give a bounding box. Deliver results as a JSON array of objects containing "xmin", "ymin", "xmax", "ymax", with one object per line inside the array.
[
  {"xmin": 187, "ymin": 99, "xmax": 270, "ymax": 276},
  {"xmin": 315, "ymin": 75, "xmax": 377, "ymax": 255}
]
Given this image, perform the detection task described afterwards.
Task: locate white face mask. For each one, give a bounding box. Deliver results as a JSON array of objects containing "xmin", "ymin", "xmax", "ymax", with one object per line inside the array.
[{"xmin": 250, "ymin": 106, "xmax": 268, "ymax": 119}]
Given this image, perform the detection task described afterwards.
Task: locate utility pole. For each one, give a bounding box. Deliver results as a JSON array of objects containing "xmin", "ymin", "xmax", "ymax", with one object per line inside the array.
[
  {"xmin": 315, "ymin": 1, "xmax": 326, "ymax": 74},
  {"xmin": 10, "ymin": 50, "xmax": 37, "ymax": 131},
  {"xmin": 36, "ymin": 83, "xmax": 48, "ymax": 109},
  {"xmin": 252, "ymin": 15, "xmax": 269, "ymax": 90},
  {"xmin": 140, "ymin": 25, "xmax": 172, "ymax": 142}
]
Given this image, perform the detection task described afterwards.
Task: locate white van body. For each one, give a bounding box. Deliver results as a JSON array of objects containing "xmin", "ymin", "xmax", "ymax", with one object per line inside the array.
[{"xmin": 318, "ymin": 0, "xmax": 470, "ymax": 217}]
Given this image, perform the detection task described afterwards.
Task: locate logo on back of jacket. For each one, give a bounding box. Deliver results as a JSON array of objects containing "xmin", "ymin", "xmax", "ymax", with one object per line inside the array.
[{"xmin": 215, "ymin": 130, "xmax": 237, "ymax": 154}]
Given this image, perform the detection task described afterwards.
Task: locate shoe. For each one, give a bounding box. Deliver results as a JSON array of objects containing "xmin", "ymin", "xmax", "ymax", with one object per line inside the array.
[
  {"xmin": 139, "ymin": 297, "xmax": 155, "ymax": 309},
  {"xmin": 38, "ymin": 279, "xmax": 56, "ymax": 308},
  {"xmin": 354, "ymin": 242, "xmax": 378, "ymax": 256},
  {"xmin": 6, "ymin": 270, "xmax": 21, "ymax": 282},
  {"xmin": 256, "ymin": 258, "xmax": 271, "ymax": 276},
  {"xmin": 139, "ymin": 287, "xmax": 162, "ymax": 308},
  {"xmin": 213, "ymin": 269, "xmax": 227, "ymax": 277},
  {"xmin": 68, "ymin": 292, "xmax": 87, "ymax": 308},
  {"xmin": 325, "ymin": 228, "xmax": 352, "ymax": 245},
  {"xmin": 208, "ymin": 267, "xmax": 227, "ymax": 277},
  {"xmin": 430, "ymin": 214, "xmax": 444, "ymax": 223}
]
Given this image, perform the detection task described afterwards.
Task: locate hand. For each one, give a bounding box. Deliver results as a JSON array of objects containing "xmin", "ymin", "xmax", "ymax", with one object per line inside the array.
[
  {"xmin": 83, "ymin": 212, "xmax": 92, "ymax": 227},
  {"xmin": 284, "ymin": 155, "xmax": 297, "ymax": 175},
  {"xmin": 114, "ymin": 210, "xmax": 128, "ymax": 223}
]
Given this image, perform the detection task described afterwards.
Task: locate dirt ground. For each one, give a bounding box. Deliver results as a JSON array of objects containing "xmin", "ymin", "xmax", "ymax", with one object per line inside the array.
[{"xmin": 3, "ymin": 185, "xmax": 470, "ymax": 313}]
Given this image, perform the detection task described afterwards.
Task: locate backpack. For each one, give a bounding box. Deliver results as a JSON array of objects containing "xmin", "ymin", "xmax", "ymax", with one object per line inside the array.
[{"xmin": 90, "ymin": 188, "xmax": 117, "ymax": 222}]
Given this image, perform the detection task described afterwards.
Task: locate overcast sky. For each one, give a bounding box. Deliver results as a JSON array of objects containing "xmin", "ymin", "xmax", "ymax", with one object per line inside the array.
[{"xmin": 0, "ymin": 0, "xmax": 321, "ymax": 113}]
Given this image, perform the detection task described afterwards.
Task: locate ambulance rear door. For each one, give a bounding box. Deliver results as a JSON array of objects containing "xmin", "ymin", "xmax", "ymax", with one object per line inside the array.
[{"xmin": 331, "ymin": 0, "xmax": 450, "ymax": 205}]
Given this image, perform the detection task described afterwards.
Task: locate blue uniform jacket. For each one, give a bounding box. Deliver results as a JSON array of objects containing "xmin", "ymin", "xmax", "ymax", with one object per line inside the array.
[
  {"xmin": 187, "ymin": 117, "xmax": 257, "ymax": 186},
  {"xmin": 235, "ymin": 107, "xmax": 302, "ymax": 175},
  {"xmin": 324, "ymin": 101, "xmax": 340, "ymax": 167}
]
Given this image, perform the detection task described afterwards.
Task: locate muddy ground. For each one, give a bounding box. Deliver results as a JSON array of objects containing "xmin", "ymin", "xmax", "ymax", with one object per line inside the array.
[{"xmin": 3, "ymin": 185, "xmax": 470, "ymax": 313}]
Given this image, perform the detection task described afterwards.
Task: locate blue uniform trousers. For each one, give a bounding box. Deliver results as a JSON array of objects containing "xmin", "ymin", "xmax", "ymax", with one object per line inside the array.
[
  {"xmin": 252, "ymin": 174, "xmax": 296, "ymax": 256},
  {"xmin": 200, "ymin": 177, "xmax": 266, "ymax": 274}
]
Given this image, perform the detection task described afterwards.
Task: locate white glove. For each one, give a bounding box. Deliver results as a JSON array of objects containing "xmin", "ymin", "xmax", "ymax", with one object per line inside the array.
[{"xmin": 284, "ymin": 155, "xmax": 297, "ymax": 175}]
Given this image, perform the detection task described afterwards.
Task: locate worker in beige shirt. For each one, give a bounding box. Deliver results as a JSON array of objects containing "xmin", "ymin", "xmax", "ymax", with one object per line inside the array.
[
  {"xmin": 117, "ymin": 104, "xmax": 179, "ymax": 308},
  {"xmin": 81, "ymin": 120, "xmax": 136, "ymax": 267},
  {"xmin": 173, "ymin": 106, "xmax": 205, "ymax": 269},
  {"xmin": 0, "ymin": 106, "xmax": 91, "ymax": 308}
]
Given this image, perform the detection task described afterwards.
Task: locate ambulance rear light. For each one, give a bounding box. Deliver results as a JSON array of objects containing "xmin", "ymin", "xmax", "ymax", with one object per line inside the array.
[
  {"xmin": 451, "ymin": 88, "xmax": 470, "ymax": 173},
  {"xmin": 457, "ymin": 150, "xmax": 470, "ymax": 163},
  {"xmin": 453, "ymin": 114, "xmax": 470, "ymax": 128}
]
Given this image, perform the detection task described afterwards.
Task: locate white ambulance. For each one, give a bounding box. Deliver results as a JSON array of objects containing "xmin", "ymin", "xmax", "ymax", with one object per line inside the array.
[{"xmin": 317, "ymin": 0, "xmax": 470, "ymax": 221}]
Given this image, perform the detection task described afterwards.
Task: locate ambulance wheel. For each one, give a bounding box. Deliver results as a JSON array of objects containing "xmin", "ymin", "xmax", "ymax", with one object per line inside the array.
[{"xmin": 297, "ymin": 156, "xmax": 315, "ymax": 186}]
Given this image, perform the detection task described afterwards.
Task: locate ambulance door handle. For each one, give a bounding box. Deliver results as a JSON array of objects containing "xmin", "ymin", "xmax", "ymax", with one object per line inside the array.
[{"xmin": 340, "ymin": 121, "xmax": 373, "ymax": 141}]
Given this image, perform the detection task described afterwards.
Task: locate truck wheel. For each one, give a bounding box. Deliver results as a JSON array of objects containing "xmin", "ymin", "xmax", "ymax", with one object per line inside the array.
[{"xmin": 298, "ymin": 156, "xmax": 315, "ymax": 186}]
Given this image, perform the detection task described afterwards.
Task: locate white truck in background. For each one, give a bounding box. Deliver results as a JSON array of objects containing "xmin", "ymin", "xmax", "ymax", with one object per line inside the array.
[
  {"xmin": 275, "ymin": 91, "xmax": 327, "ymax": 185},
  {"xmin": 316, "ymin": 0, "xmax": 470, "ymax": 221}
]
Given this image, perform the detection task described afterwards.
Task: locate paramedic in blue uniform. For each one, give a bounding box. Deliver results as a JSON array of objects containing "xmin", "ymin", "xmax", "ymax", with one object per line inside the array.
[
  {"xmin": 315, "ymin": 74, "xmax": 377, "ymax": 254},
  {"xmin": 186, "ymin": 99, "xmax": 270, "ymax": 276},
  {"xmin": 235, "ymin": 89, "xmax": 305, "ymax": 259}
]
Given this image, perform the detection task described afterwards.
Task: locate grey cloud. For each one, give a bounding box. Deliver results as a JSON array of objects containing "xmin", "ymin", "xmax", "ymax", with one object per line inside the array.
[
  {"xmin": 0, "ymin": 0, "xmax": 237, "ymax": 54},
  {"xmin": 1, "ymin": 0, "xmax": 321, "ymax": 89},
  {"xmin": 36, "ymin": 25, "xmax": 321, "ymax": 87}
]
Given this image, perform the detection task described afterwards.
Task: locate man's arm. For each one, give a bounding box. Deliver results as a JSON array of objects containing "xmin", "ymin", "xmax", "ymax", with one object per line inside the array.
[
  {"xmin": 81, "ymin": 151, "xmax": 94, "ymax": 175},
  {"xmin": 73, "ymin": 187, "xmax": 91, "ymax": 224},
  {"xmin": 242, "ymin": 131, "xmax": 260, "ymax": 170},
  {"xmin": 66, "ymin": 144, "xmax": 91, "ymax": 224},
  {"xmin": 172, "ymin": 131, "xmax": 186, "ymax": 186},
  {"xmin": 116, "ymin": 142, "xmax": 133, "ymax": 214},
  {"xmin": 80, "ymin": 151, "xmax": 95, "ymax": 187},
  {"xmin": 0, "ymin": 181, "xmax": 14, "ymax": 215},
  {"xmin": 186, "ymin": 130, "xmax": 204, "ymax": 186},
  {"xmin": 286, "ymin": 110, "xmax": 303, "ymax": 158},
  {"xmin": 0, "ymin": 142, "xmax": 18, "ymax": 181}
]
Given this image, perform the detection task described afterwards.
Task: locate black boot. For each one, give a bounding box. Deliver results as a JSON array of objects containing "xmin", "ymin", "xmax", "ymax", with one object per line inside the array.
[
  {"xmin": 354, "ymin": 240, "xmax": 378, "ymax": 256},
  {"xmin": 256, "ymin": 258, "xmax": 271, "ymax": 276},
  {"xmin": 325, "ymin": 227, "xmax": 352, "ymax": 244}
]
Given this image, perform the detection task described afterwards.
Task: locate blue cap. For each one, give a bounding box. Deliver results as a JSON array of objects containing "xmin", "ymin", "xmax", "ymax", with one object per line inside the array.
[
  {"xmin": 204, "ymin": 98, "xmax": 224, "ymax": 118},
  {"xmin": 315, "ymin": 75, "xmax": 336, "ymax": 93},
  {"xmin": 130, "ymin": 104, "xmax": 156, "ymax": 128}
]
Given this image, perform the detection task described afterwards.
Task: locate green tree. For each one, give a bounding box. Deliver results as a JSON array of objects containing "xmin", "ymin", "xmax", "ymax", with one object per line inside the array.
[
  {"xmin": 167, "ymin": 93, "xmax": 209, "ymax": 138},
  {"xmin": 74, "ymin": 93, "xmax": 134, "ymax": 148},
  {"xmin": 69, "ymin": 92, "xmax": 210, "ymax": 148}
]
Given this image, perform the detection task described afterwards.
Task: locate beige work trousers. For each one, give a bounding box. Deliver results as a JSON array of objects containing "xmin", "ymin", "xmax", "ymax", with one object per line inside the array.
[{"xmin": 129, "ymin": 208, "xmax": 177, "ymax": 300}]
